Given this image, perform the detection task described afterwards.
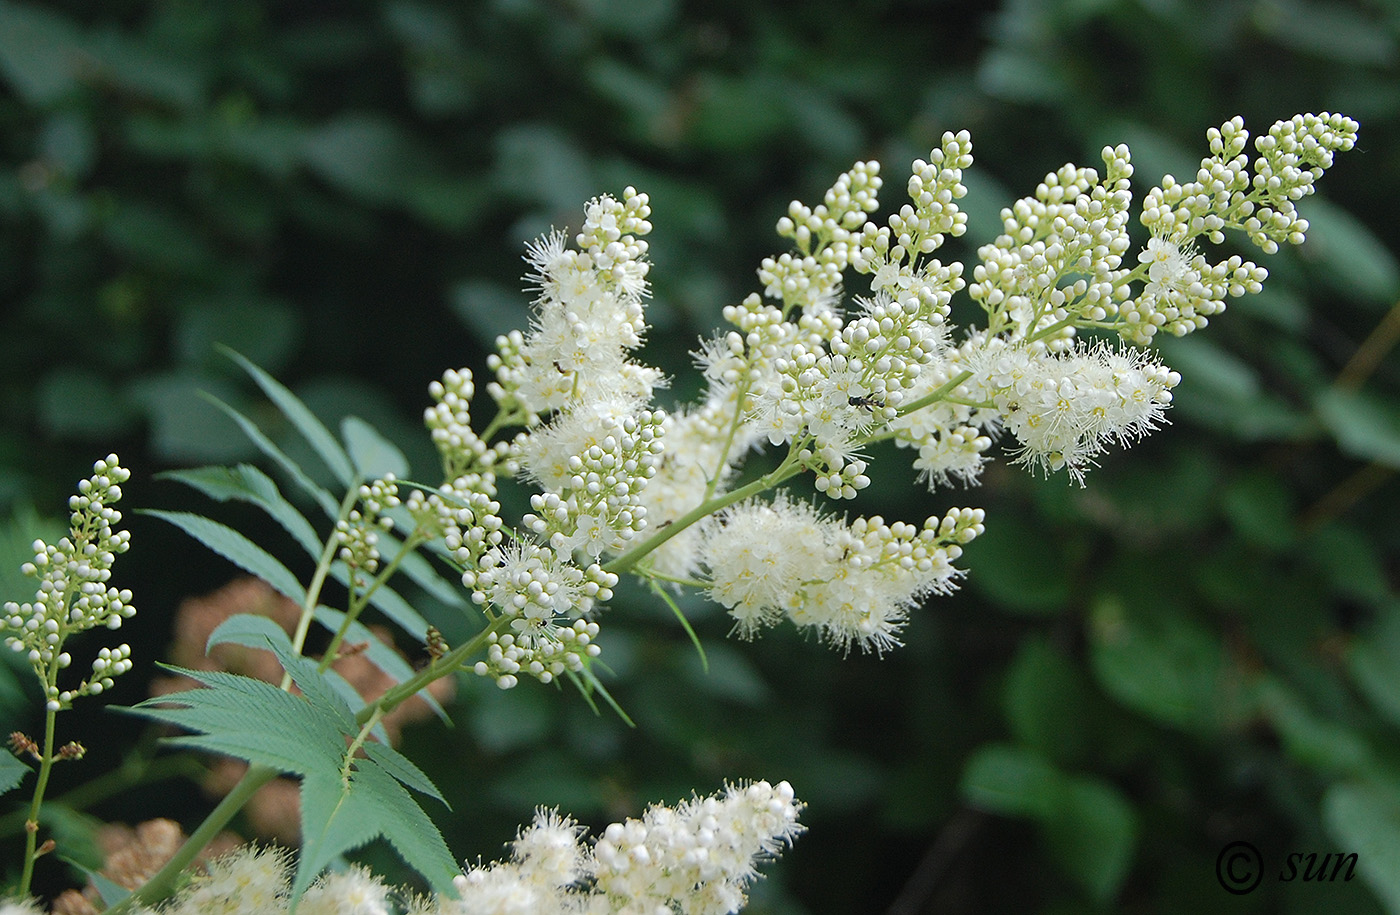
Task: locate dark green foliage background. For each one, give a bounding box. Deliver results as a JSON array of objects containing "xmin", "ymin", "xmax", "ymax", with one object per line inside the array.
[{"xmin": 2, "ymin": 0, "xmax": 1399, "ymax": 912}]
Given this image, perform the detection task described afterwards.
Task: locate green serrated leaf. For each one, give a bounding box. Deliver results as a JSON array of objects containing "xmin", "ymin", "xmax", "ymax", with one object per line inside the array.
[
  {"xmin": 197, "ymin": 393, "xmax": 339, "ymax": 516},
  {"xmin": 361, "ymin": 741, "xmax": 447, "ymax": 805},
  {"xmin": 161, "ymin": 422, "xmax": 439, "ymax": 644},
  {"xmin": 141, "ymin": 510, "xmax": 307, "ymax": 607},
  {"xmin": 262, "ymin": 637, "xmax": 358, "ymax": 734},
  {"xmin": 220, "ymin": 346, "xmax": 356, "ymax": 488},
  {"xmin": 323, "ymin": 668, "xmax": 385, "ymax": 742},
  {"xmin": 206, "ymin": 612, "xmax": 296, "ymax": 658},
  {"xmin": 122, "ymin": 659, "xmax": 457, "ymax": 904},
  {"xmin": 313, "ymin": 605, "xmax": 446, "ymax": 722},
  {"xmin": 342, "ymin": 416, "xmax": 410, "ymax": 480},
  {"xmin": 126, "ymin": 666, "xmax": 343, "ymax": 775},
  {"xmin": 295, "ymin": 757, "xmax": 459, "ymax": 901},
  {"xmin": 0, "ymin": 750, "xmax": 30, "ymax": 796},
  {"xmin": 160, "ymin": 465, "xmax": 322, "ymax": 558}
]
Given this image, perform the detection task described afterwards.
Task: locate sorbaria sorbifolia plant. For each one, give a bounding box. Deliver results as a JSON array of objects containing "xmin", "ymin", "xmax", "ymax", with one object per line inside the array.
[{"xmin": 1, "ymin": 112, "xmax": 1357, "ymax": 914}]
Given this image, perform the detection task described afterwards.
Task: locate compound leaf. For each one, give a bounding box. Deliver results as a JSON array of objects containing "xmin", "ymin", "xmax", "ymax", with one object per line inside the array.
[{"xmin": 123, "ymin": 650, "xmax": 455, "ymax": 906}]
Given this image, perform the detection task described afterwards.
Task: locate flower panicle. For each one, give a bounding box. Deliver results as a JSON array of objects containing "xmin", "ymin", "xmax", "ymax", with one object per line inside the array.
[
  {"xmin": 697, "ymin": 495, "xmax": 984, "ymax": 653},
  {"xmin": 455, "ymin": 113, "xmax": 1353, "ymax": 654},
  {"xmin": 1, "ymin": 454, "xmax": 135, "ymax": 711}
]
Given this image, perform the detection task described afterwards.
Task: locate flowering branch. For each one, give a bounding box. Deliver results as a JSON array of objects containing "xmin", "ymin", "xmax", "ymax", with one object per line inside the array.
[{"xmin": 3, "ymin": 112, "xmax": 1357, "ymax": 915}]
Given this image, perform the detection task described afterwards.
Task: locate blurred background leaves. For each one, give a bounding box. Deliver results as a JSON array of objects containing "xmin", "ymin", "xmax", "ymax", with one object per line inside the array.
[{"xmin": 1, "ymin": 0, "xmax": 1398, "ymax": 912}]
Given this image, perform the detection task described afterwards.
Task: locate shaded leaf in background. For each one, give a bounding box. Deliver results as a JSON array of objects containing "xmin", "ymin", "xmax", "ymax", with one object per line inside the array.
[
  {"xmin": 1325, "ymin": 782, "xmax": 1400, "ymax": 913},
  {"xmin": 1316, "ymin": 386, "xmax": 1400, "ymax": 469},
  {"xmin": 1089, "ymin": 596, "xmax": 1240, "ymax": 734},
  {"xmin": 0, "ymin": 752, "xmax": 28, "ymax": 797}
]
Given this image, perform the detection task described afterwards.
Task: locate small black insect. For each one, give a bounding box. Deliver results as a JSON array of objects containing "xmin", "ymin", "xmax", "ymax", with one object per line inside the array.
[{"xmin": 848, "ymin": 394, "xmax": 886, "ymax": 412}]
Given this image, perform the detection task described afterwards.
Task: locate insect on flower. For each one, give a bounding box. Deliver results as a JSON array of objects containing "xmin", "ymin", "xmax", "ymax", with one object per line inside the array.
[{"xmin": 848, "ymin": 394, "xmax": 885, "ymax": 412}]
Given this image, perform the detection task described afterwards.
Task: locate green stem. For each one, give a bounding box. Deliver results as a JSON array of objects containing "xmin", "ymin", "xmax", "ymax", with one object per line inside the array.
[
  {"xmin": 16, "ymin": 702, "xmax": 58, "ymax": 898},
  {"xmin": 100, "ymin": 764, "xmax": 280, "ymax": 915},
  {"xmin": 342, "ymin": 708, "xmax": 385, "ymax": 785},
  {"xmin": 284, "ymin": 485, "xmax": 361, "ymax": 689},
  {"xmin": 705, "ymin": 382, "xmax": 754, "ymax": 501},
  {"xmin": 322, "ymin": 529, "xmax": 425, "ymax": 670},
  {"xmin": 894, "ymin": 370, "xmax": 974, "ymax": 418},
  {"xmin": 605, "ymin": 449, "xmax": 805, "ymax": 577},
  {"xmin": 478, "ymin": 406, "xmax": 522, "ymax": 448},
  {"xmin": 1024, "ymin": 317, "xmax": 1078, "ymax": 346},
  {"xmin": 355, "ymin": 614, "xmax": 512, "ymax": 725}
]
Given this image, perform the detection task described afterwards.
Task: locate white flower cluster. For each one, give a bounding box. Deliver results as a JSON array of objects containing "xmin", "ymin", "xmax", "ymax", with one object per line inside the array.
[
  {"xmin": 472, "ymin": 618, "xmax": 602, "ymax": 689},
  {"xmin": 632, "ymin": 401, "xmax": 742, "ymax": 579},
  {"xmin": 466, "ymin": 540, "xmax": 615, "ymax": 688},
  {"xmin": 447, "ymin": 779, "xmax": 803, "ymax": 915},
  {"xmin": 65, "ymin": 781, "xmax": 801, "ymax": 915},
  {"xmin": 1143, "ymin": 112, "xmax": 1359, "ymax": 253},
  {"xmin": 698, "ymin": 495, "xmax": 985, "ymax": 652},
  {"xmin": 851, "ymin": 131, "xmax": 971, "ymax": 281},
  {"xmin": 417, "ymin": 192, "xmax": 677, "ymax": 685},
  {"xmin": 760, "ymin": 159, "xmax": 882, "ymax": 312},
  {"xmin": 424, "ymin": 368, "xmax": 505, "ymax": 483},
  {"xmin": 1119, "ymin": 232, "xmax": 1267, "ymax": 344},
  {"xmin": 722, "ymin": 133, "xmax": 973, "ymax": 497},
  {"xmin": 415, "ymin": 367, "xmax": 507, "ymax": 576},
  {"xmin": 1122, "ymin": 112, "xmax": 1359, "ymax": 344},
  {"xmin": 969, "ymin": 145, "xmax": 1135, "ymax": 346},
  {"xmin": 1, "ymin": 454, "xmax": 135, "ymax": 710},
  {"xmin": 885, "ymin": 344, "xmax": 996, "ymax": 489},
  {"xmin": 967, "ymin": 339, "xmax": 1181, "ymax": 481},
  {"xmin": 518, "ymin": 399, "xmax": 666, "ymax": 560},
  {"xmin": 489, "ymin": 188, "xmax": 659, "ymax": 420},
  {"xmin": 336, "ymin": 476, "xmax": 400, "ymax": 576},
  {"xmin": 103, "ymin": 847, "xmax": 389, "ymax": 915}
]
